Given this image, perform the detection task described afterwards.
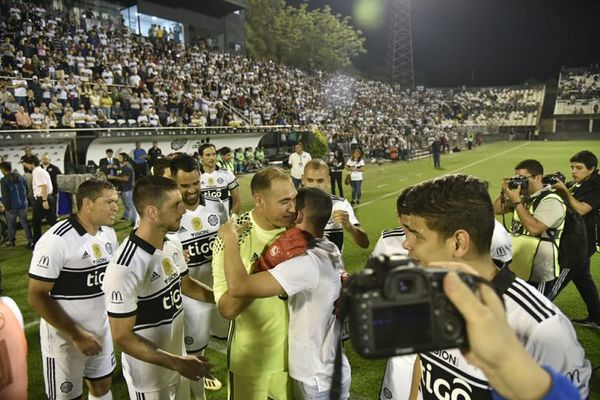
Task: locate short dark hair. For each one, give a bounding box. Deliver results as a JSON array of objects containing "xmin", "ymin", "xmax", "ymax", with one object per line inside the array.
[
  {"xmin": 0, "ymin": 161, "xmax": 11, "ymax": 173},
  {"xmin": 153, "ymin": 158, "xmax": 171, "ymax": 177},
  {"xmin": 514, "ymin": 159, "xmax": 543, "ymax": 176},
  {"xmin": 570, "ymin": 151, "xmax": 598, "ymax": 170},
  {"xmin": 296, "ymin": 187, "xmax": 332, "ymax": 232},
  {"xmin": 304, "ymin": 158, "xmax": 329, "ymax": 174},
  {"xmin": 133, "ymin": 176, "xmax": 180, "ymax": 216},
  {"xmin": 76, "ymin": 179, "xmax": 116, "ymax": 209},
  {"xmin": 250, "ymin": 166, "xmax": 291, "ymax": 195},
  {"xmin": 170, "ymin": 154, "xmax": 198, "ymax": 176},
  {"xmin": 106, "ymin": 149, "xmax": 113, "ymax": 154},
  {"xmin": 119, "ymin": 152, "xmax": 131, "ymax": 163},
  {"xmin": 198, "ymin": 143, "xmax": 216, "ymax": 157},
  {"xmin": 219, "ymin": 146, "xmax": 231, "ymax": 156},
  {"xmin": 29, "ymin": 156, "xmax": 41, "ymax": 167},
  {"xmin": 398, "ymin": 174, "xmax": 494, "ymax": 256}
]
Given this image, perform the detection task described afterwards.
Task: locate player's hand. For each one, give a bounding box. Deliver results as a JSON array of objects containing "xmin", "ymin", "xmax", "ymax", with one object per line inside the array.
[
  {"xmin": 71, "ymin": 327, "xmax": 103, "ymax": 357},
  {"xmin": 42, "ymin": 200, "xmax": 50, "ymax": 210},
  {"xmin": 183, "ymin": 249, "xmax": 190, "ymax": 264},
  {"xmin": 174, "ymin": 354, "xmax": 214, "ymax": 381},
  {"xmin": 218, "ymin": 220, "xmax": 250, "ymax": 242},
  {"xmin": 552, "ymin": 180, "xmax": 568, "ymax": 194},
  {"xmin": 331, "ymin": 210, "xmax": 350, "ymax": 228}
]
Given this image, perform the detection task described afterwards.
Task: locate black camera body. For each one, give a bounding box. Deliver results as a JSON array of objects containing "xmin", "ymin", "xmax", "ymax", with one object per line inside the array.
[
  {"xmin": 345, "ymin": 255, "xmax": 483, "ymax": 359},
  {"xmin": 542, "ymin": 171, "xmax": 565, "ymax": 185},
  {"xmin": 507, "ymin": 175, "xmax": 529, "ymax": 191}
]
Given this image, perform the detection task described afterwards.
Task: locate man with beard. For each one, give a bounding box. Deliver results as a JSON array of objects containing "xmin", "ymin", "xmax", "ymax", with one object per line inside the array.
[
  {"xmin": 171, "ymin": 155, "xmax": 228, "ymax": 396},
  {"xmin": 103, "ymin": 176, "xmax": 215, "ymax": 399},
  {"xmin": 212, "ymin": 167, "xmax": 297, "ymax": 400},
  {"xmin": 28, "ymin": 180, "xmax": 119, "ymax": 400}
]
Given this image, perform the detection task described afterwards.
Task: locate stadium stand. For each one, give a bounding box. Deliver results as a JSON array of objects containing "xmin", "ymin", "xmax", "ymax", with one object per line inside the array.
[{"xmin": 555, "ymin": 65, "xmax": 600, "ymax": 115}]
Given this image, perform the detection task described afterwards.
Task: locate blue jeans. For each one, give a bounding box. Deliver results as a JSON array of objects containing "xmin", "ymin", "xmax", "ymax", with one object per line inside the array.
[
  {"xmin": 350, "ymin": 180, "xmax": 362, "ymax": 202},
  {"xmin": 5, "ymin": 208, "xmax": 33, "ymax": 244},
  {"xmin": 292, "ymin": 379, "xmax": 350, "ymax": 400},
  {"xmin": 121, "ymin": 190, "xmax": 137, "ymax": 225}
]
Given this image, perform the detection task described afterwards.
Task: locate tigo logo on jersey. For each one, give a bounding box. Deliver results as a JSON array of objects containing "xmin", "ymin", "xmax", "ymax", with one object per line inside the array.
[
  {"xmin": 191, "ymin": 217, "xmax": 203, "ymax": 231},
  {"xmin": 92, "ymin": 243, "xmax": 102, "ymax": 258}
]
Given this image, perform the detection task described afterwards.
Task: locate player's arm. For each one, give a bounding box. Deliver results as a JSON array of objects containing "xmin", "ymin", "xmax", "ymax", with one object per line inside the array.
[
  {"xmin": 332, "ymin": 208, "xmax": 369, "ymax": 248},
  {"xmin": 180, "ymin": 274, "xmax": 215, "ymax": 303},
  {"xmin": 28, "ymin": 278, "xmax": 102, "ymax": 356},
  {"xmin": 230, "ymin": 186, "xmax": 241, "ymax": 216},
  {"xmin": 109, "ymin": 314, "xmax": 212, "ymax": 380},
  {"xmin": 220, "ymin": 222, "xmax": 283, "ymax": 298}
]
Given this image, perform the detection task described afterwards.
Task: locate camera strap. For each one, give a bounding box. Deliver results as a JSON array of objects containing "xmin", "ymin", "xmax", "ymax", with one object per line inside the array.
[{"xmin": 492, "ymin": 265, "xmax": 516, "ymax": 297}]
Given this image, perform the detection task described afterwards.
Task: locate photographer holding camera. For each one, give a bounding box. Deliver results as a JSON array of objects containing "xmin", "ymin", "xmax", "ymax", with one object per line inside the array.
[
  {"xmin": 378, "ymin": 174, "xmax": 590, "ymax": 399},
  {"xmin": 550, "ymin": 151, "xmax": 600, "ymax": 328},
  {"xmin": 493, "ymin": 159, "xmax": 566, "ymax": 297}
]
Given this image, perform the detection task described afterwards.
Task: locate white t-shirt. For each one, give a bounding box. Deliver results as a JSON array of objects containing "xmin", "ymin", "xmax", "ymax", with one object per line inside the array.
[
  {"xmin": 200, "ymin": 166, "xmax": 239, "ymax": 215},
  {"xmin": 346, "ymin": 159, "xmax": 365, "ymax": 181},
  {"xmin": 324, "ymin": 195, "xmax": 360, "ymax": 252},
  {"xmin": 29, "ymin": 216, "xmax": 117, "ymax": 355},
  {"xmin": 269, "ymin": 238, "xmax": 351, "ymax": 388},
  {"xmin": 12, "ymin": 79, "xmax": 27, "ymax": 97},
  {"xmin": 103, "ymin": 232, "xmax": 188, "ymax": 392},
  {"xmin": 288, "ymin": 151, "xmax": 312, "ymax": 179},
  {"xmin": 32, "ymin": 166, "xmax": 53, "ymax": 197},
  {"xmin": 380, "ymin": 271, "xmax": 592, "ymax": 399}
]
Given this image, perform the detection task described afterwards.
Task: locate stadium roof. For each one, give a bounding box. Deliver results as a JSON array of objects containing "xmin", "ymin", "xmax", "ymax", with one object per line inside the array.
[{"xmin": 142, "ymin": 0, "xmax": 247, "ymax": 17}]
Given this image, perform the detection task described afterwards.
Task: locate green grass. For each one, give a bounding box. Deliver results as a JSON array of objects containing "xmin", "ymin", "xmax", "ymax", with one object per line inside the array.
[{"xmin": 4, "ymin": 140, "xmax": 600, "ymax": 398}]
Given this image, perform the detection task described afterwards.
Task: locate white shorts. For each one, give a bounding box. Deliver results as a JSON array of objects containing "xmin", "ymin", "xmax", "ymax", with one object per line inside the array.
[
  {"xmin": 183, "ymin": 294, "xmax": 212, "ymax": 352},
  {"xmin": 125, "ymin": 373, "xmax": 190, "ymax": 400},
  {"xmin": 42, "ymin": 338, "xmax": 115, "ymax": 399}
]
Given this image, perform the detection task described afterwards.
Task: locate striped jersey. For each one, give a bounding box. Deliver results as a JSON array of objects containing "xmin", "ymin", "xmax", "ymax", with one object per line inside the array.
[
  {"xmin": 28, "ymin": 216, "xmax": 117, "ymax": 354},
  {"xmin": 103, "ymin": 232, "xmax": 189, "ymax": 392},
  {"xmin": 200, "ymin": 166, "xmax": 239, "ymax": 215},
  {"xmin": 380, "ymin": 269, "xmax": 591, "ymax": 399},
  {"xmin": 176, "ymin": 198, "xmax": 227, "ymax": 283},
  {"xmin": 324, "ymin": 195, "xmax": 360, "ymax": 252},
  {"xmin": 371, "ymin": 227, "xmax": 408, "ymax": 258}
]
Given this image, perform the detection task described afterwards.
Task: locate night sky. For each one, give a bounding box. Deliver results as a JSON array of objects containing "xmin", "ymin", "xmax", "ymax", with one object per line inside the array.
[{"xmin": 287, "ymin": 0, "xmax": 600, "ymax": 87}]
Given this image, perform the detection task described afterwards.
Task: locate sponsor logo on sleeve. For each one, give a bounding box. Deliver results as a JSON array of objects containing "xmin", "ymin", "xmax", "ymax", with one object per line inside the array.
[
  {"xmin": 111, "ymin": 291, "xmax": 123, "ymax": 304},
  {"xmin": 37, "ymin": 255, "xmax": 50, "ymax": 268}
]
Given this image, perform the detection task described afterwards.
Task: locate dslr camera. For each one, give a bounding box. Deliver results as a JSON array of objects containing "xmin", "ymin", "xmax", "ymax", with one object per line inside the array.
[
  {"xmin": 507, "ymin": 175, "xmax": 529, "ymax": 191},
  {"xmin": 344, "ymin": 255, "xmax": 485, "ymax": 359},
  {"xmin": 542, "ymin": 171, "xmax": 565, "ymax": 185}
]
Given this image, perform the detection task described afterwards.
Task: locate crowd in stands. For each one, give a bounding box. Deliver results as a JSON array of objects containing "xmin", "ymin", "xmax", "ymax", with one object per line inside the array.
[
  {"xmin": 555, "ymin": 65, "xmax": 600, "ymax": 115},
  {"xmin": 0, "ymin": 1, "xmax": 543, "ymax": 139}
]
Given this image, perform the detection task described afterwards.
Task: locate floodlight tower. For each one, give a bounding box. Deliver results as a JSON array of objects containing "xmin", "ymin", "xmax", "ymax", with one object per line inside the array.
[{"xmin": 387, "ymin": 0, "xmax": 415, "ymax": 89}]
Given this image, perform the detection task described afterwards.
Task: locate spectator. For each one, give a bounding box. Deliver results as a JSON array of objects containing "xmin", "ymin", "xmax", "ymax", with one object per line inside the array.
[
  {"xmin": 288, "ymin": 143, "xmax": 311, "ymax": 189},
  {"xmin": 0, "ymin": 161, "xmax": 33, "ymax": 248},
  {"xmin": 41, "ymin": 154, "xmax": 61, "ymax": 197},
  {"xmin": 14, "ymin": 105, "xmax": 32, "ymax": 128},
  {"xmin": 20, "ymin": 147, "xmax": 36, "ymax": 173},
  {"xmin": 106, "ymin": 153, "xmax": 136, "ymax": 226},
  {"xmin": 99, "ymin": 149, "xmax": 120, "ymax": 177},
  {"xmin": 346, "ymin": 148, "xmax": 365, "ymax": 205},
  {"xmin": 21, "ymin": 155, "xmax": 56, "ymax": 245},
  {"xmin": 131, "ymin": 142, "xmax": 148, "ymax": 179}
]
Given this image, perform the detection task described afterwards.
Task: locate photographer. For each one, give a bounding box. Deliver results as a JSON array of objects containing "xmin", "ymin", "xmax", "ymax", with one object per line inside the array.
[
  {"xmin": 551, "ymin": 151, "xmax": 600, "ymax": 328},
  {"xmin": 379, "ymin": 174, "xmax": 590, "ymax": 399},
  {"xmin": 493, "ymin": 159, "xmax": 566, "ymax": 297}
]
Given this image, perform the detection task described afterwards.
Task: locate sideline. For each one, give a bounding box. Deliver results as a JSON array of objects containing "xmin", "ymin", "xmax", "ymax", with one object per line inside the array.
[{"xmin": 355, "ymin": 142, "xmax": 531, "ymax": 210}]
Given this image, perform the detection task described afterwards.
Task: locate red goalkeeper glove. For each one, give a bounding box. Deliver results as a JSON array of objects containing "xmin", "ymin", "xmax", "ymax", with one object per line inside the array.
[{"xmin": 252, "ymin": 228, "xmax": 313, "ymax": 273}]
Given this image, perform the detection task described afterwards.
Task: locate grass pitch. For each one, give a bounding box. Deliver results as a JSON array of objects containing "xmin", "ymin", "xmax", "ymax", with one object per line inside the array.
[{"xmin": 3, "ymin": 140, "xmax": 599, "ymax": 398}]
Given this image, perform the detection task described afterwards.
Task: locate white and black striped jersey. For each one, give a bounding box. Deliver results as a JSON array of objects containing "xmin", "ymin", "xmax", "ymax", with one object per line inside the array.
[
  {"xmin": 371, "ymin": 227, "xmax": 408, "ymax": 258},
  {"xmin": 200, "ymin": 166, "xmax": 239, "ymax": 215},
  {"xmin": 103, "ymin": 232, "xmax": 189, "ymax": 392},
  {"xmin": 380, "ymin": 269, "xmax": 592, "ymax": 399},
  {"xmin": 28, "ymin": 216, "xmax": 118, "ymax": 354},
  {"xmin": 325, "ymin": 195, "xmax": 360, "ymax": 252},
  {"xmin": 176, "ymin": 197, "xmax": 227, "ymax": 282}
]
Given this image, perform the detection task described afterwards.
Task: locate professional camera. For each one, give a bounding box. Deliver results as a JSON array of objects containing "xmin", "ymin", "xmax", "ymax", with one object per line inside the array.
[
  {"xmin": 507, "ymin": 175, "xmax": 529, "ymax": 191},
  {"xmin": 343, "ymin": 255, "xmax": 486, "ymax": 359},
  {"xmin": 542, "ymin": 171, "xmax": 566, "ymax": 185}
]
